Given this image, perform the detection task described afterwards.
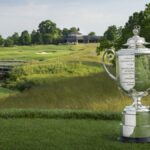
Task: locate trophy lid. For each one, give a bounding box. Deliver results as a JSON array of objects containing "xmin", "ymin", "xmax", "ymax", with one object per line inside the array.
[
  {"xmin": 117, "ymin": 26, "xmax": 150, "ymax": 56},
  {"xmin": 124, "ymin": 25, "xmax": 150, "ymax": 49}
]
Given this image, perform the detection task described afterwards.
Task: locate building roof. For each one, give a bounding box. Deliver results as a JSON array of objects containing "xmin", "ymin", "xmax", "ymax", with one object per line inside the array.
[{"xmin": 68, "ymin": 31, "xmax": 82, "ymax": 37}]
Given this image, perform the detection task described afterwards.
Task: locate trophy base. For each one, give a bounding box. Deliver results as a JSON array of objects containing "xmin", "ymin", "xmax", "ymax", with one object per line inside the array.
[
  {"xmin": 120, "ymin": 136, "xmax": 150, "ymax": 143},
  {"xmin": 120, "ymin": 105, "xmax": 150, "ymax": 143}
]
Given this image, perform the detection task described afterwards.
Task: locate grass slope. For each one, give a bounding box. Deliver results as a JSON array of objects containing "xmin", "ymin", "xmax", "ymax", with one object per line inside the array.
[
  {"xmin": 0, "ymin": 73, "xmax": 130, "ymax": 111},
  {"xmin": 0, "ymin": 44, "xmax": 149, "ymax": 111},
  {"xmin": 0, "ymin": 87, "xmax": 15, "ymax": 98},
  {"xmin": 0, "ymin": 119, "xmax": 149, "ymax": 150}
]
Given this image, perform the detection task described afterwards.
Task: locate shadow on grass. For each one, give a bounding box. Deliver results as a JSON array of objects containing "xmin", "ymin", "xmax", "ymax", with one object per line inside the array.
[
  {"xmin": 0, "ymin": 71, "xmax": 125, "ymax": 109},
  {"xmin": 102, "ymin": 133, "xmax": 120, "ymax": 142},
  {"xmin": 69, "ymin": 60, "xmax": 100, "ymax": 68}
]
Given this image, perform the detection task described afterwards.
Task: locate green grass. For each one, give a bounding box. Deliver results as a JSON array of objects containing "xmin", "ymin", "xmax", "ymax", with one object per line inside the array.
[
  {"xmin": 0, "ymin": 44, "xmax": 149, "ymax": 111},
  {"xmin": 0, "ymin": 44, "xmax": 149, "ymax": 150},
  {"xmin": 0, "ymin": 45, "xmax": 75, "ymax": 61},
  {"xmin": 0, "ymin": 44, "xmax": 97, "ymax": 61},
  {"xmin": 0, "ymin": 87, "xmax": 15, "ymax": 98},
  {"xmin": 0, "ymin": 118, "xmax": 149, "ymax": 150},
  {"xmin": 0, "ymin": 73, "xmax": 130, "ymax": 111},
  {"xmin": 0, "ymin": 109, "xmax": 121, "ymax": 120}
]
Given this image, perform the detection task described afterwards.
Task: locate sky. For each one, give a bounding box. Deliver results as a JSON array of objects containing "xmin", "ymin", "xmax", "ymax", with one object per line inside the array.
[{"xmin": 0, "ymin": 0, "xmax": 150, "ymax": 38}]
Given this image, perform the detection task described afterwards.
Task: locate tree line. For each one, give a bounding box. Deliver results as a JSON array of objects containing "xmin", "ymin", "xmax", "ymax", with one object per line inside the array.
[
  {"xmin": 97, "ymin": 3, "xmax": 150, "ymax": 54},
  {"xmin": 0, "ymin": 20, "xmax": 96, "ymax": 47}
]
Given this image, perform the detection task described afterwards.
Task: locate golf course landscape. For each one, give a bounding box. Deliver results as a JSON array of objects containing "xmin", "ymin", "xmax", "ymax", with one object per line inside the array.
[
  {"xmin": 0, "ymin": 44, "xmax": 149, "ymax": 149},
  {"xmin": 0, "ymin": 0, "xmax": 150, "ymax": 149},
  {"xmin": 0, "ymin": 44, "xmax": 133, "ymax": 110}
]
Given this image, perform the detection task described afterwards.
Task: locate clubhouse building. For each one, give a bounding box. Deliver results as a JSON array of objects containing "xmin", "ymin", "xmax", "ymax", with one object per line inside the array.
[{"xmin": 63, "ymin": 31, "xmax": 101, "ymax": 44}]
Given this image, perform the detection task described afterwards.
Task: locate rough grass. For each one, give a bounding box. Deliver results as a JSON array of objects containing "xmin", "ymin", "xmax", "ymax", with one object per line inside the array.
[
  {"xmin": 0, "ymin": 72, "xmax": 131, "ymax": 111},
  {"xmin": 0, "ymin": 44, "xmax": 149, "ymax": 150},
  {"xmin": 0, "ymin": 43, "xmax": 149, "ymax": 111},
  {"xmin": 0, "ymin": 119, "xmax": 149, "ymax": 150},
  {"xmin": 0, "ymin": 87, "xmax": 15, "ymax": 98},
  {"xmin": 0, "ymin": 109, "xmax": 121, "ymax": 120}
]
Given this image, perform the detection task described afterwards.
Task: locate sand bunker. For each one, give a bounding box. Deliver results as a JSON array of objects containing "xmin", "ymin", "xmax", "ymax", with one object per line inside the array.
[{"xmin": 36, "ymin": 52, "xmax": 49, "ymax": 55}]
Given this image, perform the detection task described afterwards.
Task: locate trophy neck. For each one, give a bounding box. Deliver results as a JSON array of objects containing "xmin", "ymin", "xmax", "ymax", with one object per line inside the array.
[
  {"xmin": 123, "ymin": 93, "xmax": 149, "ymax": 112},
  {"xmin": 132, "ymin": 96, "xmax": 142, "ymax": 109},
  {"xmin": 129, "ymin": 91, "xmax": 148, "ymax": 110}
]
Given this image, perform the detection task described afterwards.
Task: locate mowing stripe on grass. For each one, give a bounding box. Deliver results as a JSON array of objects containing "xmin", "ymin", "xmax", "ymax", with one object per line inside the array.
[{"xmin": 0, "ymin": 109, "xmax": 121, "ymax": 120}]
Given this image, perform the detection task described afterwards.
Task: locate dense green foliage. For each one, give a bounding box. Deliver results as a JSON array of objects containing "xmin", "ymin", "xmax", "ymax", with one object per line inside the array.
[
  {"xmin": 118, "ymin": 4, "xmax": 150, "ymax": 47},
  {"xmin": 38, "ymin": 20, "xmax": 62, "ymax": 44},
  {"xmin": 88, "ymin": 32, "xmax": 96, "ymax": 36},
  {"xmin": 0, "ymin": 35, "xmax": 4, "ymax": 46},
  {"xmin": 98, "ymin": 3, "xmax": 150, "ymax": 52},
  {"xmin": 62, "ymin": 27, "xmax": 80, "ymax": 38},
  {"xmin": 0, "ymin": 20, "xmax": 96, "ymax": 47},
  {"xmin": 20, "ymin": 30, "xmax": 31, "ymax": 45},
  {"xmin": 4, "ymin": 37, "xmax": 14, "ymax": 47},
  {"xmin": 31, "ymin": 30, "xmax": 42, "ymax": 44},
  {"xmin": 69, "ymin": 27, "xmax": 79, "ymax": 33},
  {"xmin": 97, "ymin": 25, "xmax": 122, "ymax": 54},
  {"xmin": 11, "ymin": 32, "xmax": 19, "ymax": 45}
]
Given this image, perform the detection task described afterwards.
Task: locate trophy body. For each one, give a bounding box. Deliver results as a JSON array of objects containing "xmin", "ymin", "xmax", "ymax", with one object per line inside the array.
[
  {"xmin": 102, "ymin": 26, "xmax": 150, "ymax": 142},
  {"xmin": 117, "ymin": 50, "xmax": 150, "ymax": 142}
]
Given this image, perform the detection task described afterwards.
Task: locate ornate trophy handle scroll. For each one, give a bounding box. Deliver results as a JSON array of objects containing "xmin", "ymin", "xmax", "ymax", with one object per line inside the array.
[{"xmin": 102, "ymin": 49, "xmax": 117, "ymax": 81}]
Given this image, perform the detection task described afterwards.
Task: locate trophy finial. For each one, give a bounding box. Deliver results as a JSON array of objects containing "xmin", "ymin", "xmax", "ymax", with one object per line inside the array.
[
  {"xmin": 124, "ymin": 25, "xmax": 150, "ymax": 48},
  {"xmin": 133, "ymin": 25, "xmax": 141, "ymax": 36}
]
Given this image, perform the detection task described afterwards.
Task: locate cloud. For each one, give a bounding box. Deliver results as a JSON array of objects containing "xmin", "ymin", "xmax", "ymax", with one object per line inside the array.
[{"xmin": 0, "ymin": 0, "xmax": 149, "ymax": 38}]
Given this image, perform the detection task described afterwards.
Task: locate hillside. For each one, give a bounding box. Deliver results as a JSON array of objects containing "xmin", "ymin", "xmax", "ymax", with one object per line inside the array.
[{"xmin": 0, "ymin": 44, "xmax": 149, "ymax": 111}]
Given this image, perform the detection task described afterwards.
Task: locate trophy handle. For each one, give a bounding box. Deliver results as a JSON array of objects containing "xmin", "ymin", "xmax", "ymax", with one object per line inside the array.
[{"xmin": 102, "ymin": 49, "xmax": 117, "ymax": 81}]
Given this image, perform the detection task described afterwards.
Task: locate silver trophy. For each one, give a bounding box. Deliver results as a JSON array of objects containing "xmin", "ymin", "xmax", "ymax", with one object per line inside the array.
[{"xmin": 102, "ymin": 26, "xmax": 150, "ymax": 142}]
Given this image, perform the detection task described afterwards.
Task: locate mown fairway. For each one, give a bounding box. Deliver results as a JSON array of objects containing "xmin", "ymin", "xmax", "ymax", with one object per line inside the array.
[
  {"xmin": 0, "ymin": 118, "xmax": 149, "ymax": 150},
  {"xmin": 0, "ymin": 45, "xmax": 75, "ymax": 61}
]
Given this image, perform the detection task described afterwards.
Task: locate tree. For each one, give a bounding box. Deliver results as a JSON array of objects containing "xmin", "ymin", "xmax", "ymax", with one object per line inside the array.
[
  {"xmin": 42, "ymin": 33, "xmax": 53, "ymax": 44},
  {"xmin": 97, "ymin": 25, "xmax": 122, "ymax": 54},
  {"xmin": 11, "ymin": 32, "xmax": 19, "ymax": 45},
  {"xmin": 51, "ymin": 28, "xmax": 62, "ymax": 44},
  {"xmin": 69, "ymin": 27, "xmax": 79, "ymax": 33},
  {"xmin": 31, "ymin": 30, "xmax": 37, "ymax": 44},
  {"xmin": 118, "ymin": 12, "xmax": 143, "ymax": 48},
  {"xmin": 141, "ymin": 4, "xmax": 150, "ymax": 42},
  {"xmin": 62, "ymin": 28, "xmax": 69, "ymax": 37},
  {"xmin": 104, "ymin": 25, "xmax": 122, "ymax": 42},
  {"xmin": 96, "ymin": 37, "xmax": 113, "ymax": 55},
  {"xmin": 38, "ymin": 20, "xmax": 57, "ymax": 34},
  {"xmin": 31, "ymin": 30, "xmax": 42, "ymax": 44},
  {"xmin": 117, "ymin": 4, "xmax": 150, "ymax": 48},
  {"xmin": 20, "ymin": 30, "xmax": 31, "ymax": 45},
  {"xmin": 4, "ymin": 37, "xmax": 14, "ymax": 47},
  {"xmin": 0, "ymin": 35, "xmax": 4, "ymax": 46},
  {"xmin": 88, "ymin": 32, "xmax": 96, "ymax": 36},
  {"xmin": 38, "ymin": 20, "xmax": 62, "ymax": 44}
]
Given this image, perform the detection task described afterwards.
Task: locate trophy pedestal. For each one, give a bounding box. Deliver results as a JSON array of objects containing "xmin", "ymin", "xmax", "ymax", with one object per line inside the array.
[{"xmin": 120, "ymin": 106, "xmax": 150, "ymax": 143}]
